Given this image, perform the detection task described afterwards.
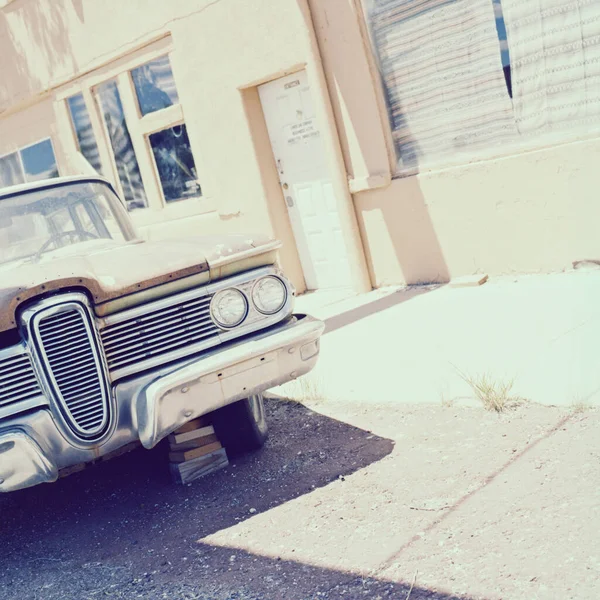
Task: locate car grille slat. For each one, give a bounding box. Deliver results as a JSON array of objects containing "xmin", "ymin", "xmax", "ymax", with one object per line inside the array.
[
  {"xmin": 102, "ymin": 312, "xmax": 214, "ymax": 350},
  {"xmin": 101, "ymin": 293, "xmax": 220, "ymax": 376},
  {"xmin": 0, "ymin": 353, "xmax": 43, "ymax": 409},
  {"xmin": 36, "ymin": 305, "xmax": 109, "ymax": 439},
  {"xmin": 104, "ymin": 319, "xmax": 216, "ymax": 357},
  {"xmin": 101, "ymin": 297, "xmax": 211, "ymax": 340},
  {"xmin": 41, "ymin": 333, "xmax": 90, "ymax": 350}
]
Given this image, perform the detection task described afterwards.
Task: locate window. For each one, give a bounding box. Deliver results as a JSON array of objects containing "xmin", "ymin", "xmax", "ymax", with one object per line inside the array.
[
  {"xmin": 67, "ymin": 93, "xmax": 103, "ymax": 173},
  {"xmin": 64, "ymin": 49, "xmax": 203, "ymax": 215},
  {"xmin": 363, "ymin": 0, "xmax": 600, "ymax": 173},
  {"xmin": 0, "ymin": 139, "xmax": 58, "ymax": 187},
  {"xmin": 149, "ymin": 124, "xmax": 201, "ymax": 203},
  {"xmin": 20, "ymin": 139, "xmax": 59, "ymax": 182},
  {"xmin": 96, "ymin": 80, "xmax": 148, "ymax": 210},
  {"xmin": 131, "ymin": 55, "xmax": 179, "ymax": 116},
  {"xmin": 364, "ymin": 0, "xmax": 517, "ymax": 174}
]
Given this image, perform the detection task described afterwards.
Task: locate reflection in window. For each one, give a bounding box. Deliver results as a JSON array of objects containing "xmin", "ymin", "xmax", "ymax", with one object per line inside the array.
[
  {"xmin": 149, "ymin": 124, "xmax": 201, "ymax": 203},
  {"xmin": 0, "ymin": 152, "xmax": 25, "ymax": 187},
  {"xmin": 20, "ymin": 139, "xmax": 59, "ymax": 182},
  {"xmin": 131, "ymin": 55, "xmax": 180, "ymax": 117},
  {"xmin": 96, "ymin": 80, "xmax": 148, "ymax": 210},
  {"xmin": 67, "ymin": 93, "xmax": 103, "ymax": 173}
]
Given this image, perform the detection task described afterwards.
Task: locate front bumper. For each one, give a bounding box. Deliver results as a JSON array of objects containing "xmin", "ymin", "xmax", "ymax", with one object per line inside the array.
[{"xmin": 0, "ymin": 314, "xmax": 324, "ymax": 492}]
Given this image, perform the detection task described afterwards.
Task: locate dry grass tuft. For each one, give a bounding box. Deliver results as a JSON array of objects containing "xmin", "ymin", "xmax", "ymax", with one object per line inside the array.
[{"xmin": 456, "ymin": 369, "xmax": 525, "ymax": 413}]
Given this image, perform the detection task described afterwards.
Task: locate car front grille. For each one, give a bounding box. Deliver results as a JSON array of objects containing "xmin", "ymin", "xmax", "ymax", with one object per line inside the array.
[
  {"xmin": 36, "ymin": 305, "xmax": 109, "ymax": 439},
  {"xmin": 0, "ymin": 352, "xmax": 44, "ymax": 410},
  {"xmin": 101, "ymin": 293, "xmax": 220, "ymax": 378}
]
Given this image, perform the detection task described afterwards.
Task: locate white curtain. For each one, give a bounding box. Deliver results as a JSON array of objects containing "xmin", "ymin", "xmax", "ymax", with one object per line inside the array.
[
  {"xmin": 490, "ymin": 0, "xmax": 600, "ymax": 139},
  {"xmin": 366, "ymin": 0, "xmax": 518, "ymax": 174}
]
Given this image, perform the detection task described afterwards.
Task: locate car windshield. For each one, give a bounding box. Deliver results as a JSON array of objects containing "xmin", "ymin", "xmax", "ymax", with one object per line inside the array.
[{"xmin": 0, "ymin": 181, "xmax": 134, "ymax": 266}]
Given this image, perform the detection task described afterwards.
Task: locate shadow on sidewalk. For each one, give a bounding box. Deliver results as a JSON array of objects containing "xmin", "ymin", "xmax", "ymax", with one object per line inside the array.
[{"xmin": 324, "ymin": 285, "xmax": 441, "ymax": 335}]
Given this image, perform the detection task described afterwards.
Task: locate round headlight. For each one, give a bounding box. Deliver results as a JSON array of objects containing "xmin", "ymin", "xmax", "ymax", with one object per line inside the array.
[
  {"xmin": 211, "ymin": 288, "xmax": 248, "ymax": 328},
  {"xmin": 252, "ymin": 276, "xmax": 287, "ymax": 314}
]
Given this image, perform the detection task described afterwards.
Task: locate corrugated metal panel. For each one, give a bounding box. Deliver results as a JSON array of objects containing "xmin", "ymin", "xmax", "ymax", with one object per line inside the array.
[
  {"xmin": 502, "ymin": 0, "xmax": 600, "ymax": 138},
  {"xmin": 365, "ymin": 0, "xmax": 518, "ymax": 174}
]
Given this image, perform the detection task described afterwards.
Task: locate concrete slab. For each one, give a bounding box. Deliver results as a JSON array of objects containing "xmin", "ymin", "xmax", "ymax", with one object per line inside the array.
[{"xmin": 285, "ymin": 271, "xmax": 600, "ymax": 407}]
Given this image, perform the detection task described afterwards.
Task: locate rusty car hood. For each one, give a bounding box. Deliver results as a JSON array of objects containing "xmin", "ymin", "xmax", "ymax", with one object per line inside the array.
[{"xmin": 0, "ymin": 234, "xmax": 281, "ymax": 332}]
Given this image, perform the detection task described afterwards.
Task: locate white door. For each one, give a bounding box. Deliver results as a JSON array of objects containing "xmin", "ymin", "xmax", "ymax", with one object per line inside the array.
[{"xmin": 258, "ymin": 71, "xmax": 352, "ymax": 291}]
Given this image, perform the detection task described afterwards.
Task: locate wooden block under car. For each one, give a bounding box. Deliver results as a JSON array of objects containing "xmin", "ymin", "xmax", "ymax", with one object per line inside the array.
[
  {"xmin": 168, "ymin": 425, "xmax": 215, "ymax": 446},
  {"xmin": 170, "ymin": 447, "xmax": 229, "ymax": 484},
  {"xmin": 173, "ymin": 416, "xmax": 212, "ymax": 434},
  {"xmin": 169, "ymin": 433, "xmax": 219, "ymax": 452},
  {"xmin": 169, "ymin": 441, "xmax": 222, "ymax": 463}
]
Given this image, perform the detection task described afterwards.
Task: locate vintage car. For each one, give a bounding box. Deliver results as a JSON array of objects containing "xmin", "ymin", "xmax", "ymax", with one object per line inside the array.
[{"xmin": 0, "ymin": 175, "xmax": 324, "ymax": 492}]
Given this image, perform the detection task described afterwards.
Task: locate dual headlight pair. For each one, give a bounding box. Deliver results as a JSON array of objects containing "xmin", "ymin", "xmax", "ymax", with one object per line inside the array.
[{"xmin": 210, "ymin": 275, "xmax": 287, "ymax": 329}]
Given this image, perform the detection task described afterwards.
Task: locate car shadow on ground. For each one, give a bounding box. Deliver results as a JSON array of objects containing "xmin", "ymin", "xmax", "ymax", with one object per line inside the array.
[
  {"xmin": 0, "ymin": 399, "xmax": 393, "ymax": 596},
  {"xmin": 0, "ymin": 398, "xmax": 489, "ymax": 599}
]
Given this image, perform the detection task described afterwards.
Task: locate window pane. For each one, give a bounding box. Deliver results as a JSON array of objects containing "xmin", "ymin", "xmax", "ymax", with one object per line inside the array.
[
  {"xmin": 149, "ymin": 124, "xmax": 201, "ymax": 203},
  {"xmin": 67, "ymin": 93, "xmax": 103, "ymax": 173},
  {"xmin": 0, "ymin": 152, "xmax": 25, "ymax": 187},
  {"xmin": 96, "ymin": 80, "xmax": 148, "ymax": 210},
  {"xmin": 20, "ymin": 139, "xmax": 59, "ymax": 182},
  {"xmin": 131, "ymin": 55, "xmax": 180, "ymax": 117}
]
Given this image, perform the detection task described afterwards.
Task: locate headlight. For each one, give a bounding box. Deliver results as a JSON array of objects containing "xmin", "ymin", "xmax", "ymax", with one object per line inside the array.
[
  {"xmin": 210, "ymin": 288, "xmax": 248, "ymax": 328},
  {"xmin": 252, "ymin": 276, "xmax": 287, "ymax": 314}
]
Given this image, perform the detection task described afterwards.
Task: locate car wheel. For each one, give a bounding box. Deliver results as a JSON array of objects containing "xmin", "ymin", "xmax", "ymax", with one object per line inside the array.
[{"xmin": 210, "ymin": 394, "xmax": 268, "ymax": 457}]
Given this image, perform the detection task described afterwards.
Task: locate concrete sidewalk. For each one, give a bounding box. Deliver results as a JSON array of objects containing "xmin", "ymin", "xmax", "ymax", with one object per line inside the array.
[{"xmin": 278, "ymin": 270, "xmax": 600, "ymax": 408}]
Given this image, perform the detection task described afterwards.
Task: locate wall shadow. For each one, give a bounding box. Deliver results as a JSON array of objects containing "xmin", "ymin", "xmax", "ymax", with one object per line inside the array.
[
  {"xmin": 303, "ymin": 0, "xmax": 450, "ymax": 287},
  {"xmin": 0, "ymin": 0, "xmax": 81, "ymax": 112},
  {"xmin": 0, "ymin": 398, "xmax": 396, "ymax": 599}
]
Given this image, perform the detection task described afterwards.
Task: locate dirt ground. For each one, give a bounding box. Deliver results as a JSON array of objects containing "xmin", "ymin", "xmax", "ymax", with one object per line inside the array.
[{"xmin": 0, "ymin": 398, "xmax": 598, "ymax": 600}]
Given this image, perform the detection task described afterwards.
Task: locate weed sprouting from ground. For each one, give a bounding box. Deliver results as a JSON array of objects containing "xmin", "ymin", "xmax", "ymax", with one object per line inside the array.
[{"xmin": 455, "ymin": 369, "xmax": 525, "ymax": 413}]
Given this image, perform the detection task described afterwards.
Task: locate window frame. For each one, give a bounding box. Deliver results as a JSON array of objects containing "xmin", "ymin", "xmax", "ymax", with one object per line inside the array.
[
  {"xmin": 66, "ymin": 92, "xmax": 104, "ymax": 175},
  {"xmin": 55, "ymin": 38, "xmax": 214, "ymax": 227}
]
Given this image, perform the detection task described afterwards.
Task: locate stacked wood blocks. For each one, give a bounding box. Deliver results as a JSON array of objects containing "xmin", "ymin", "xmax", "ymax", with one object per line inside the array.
[{"xmin": 168, "ymin": 416, "xmax": 228, "ymax": 484}]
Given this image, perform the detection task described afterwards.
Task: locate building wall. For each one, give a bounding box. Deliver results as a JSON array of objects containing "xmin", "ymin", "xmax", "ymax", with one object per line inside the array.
[
  {"xmin": 1, "ymin": 0, "xmax": 599, "ymax": 291},
  {"xmin": 308, "ymin": 0, "xmax": 600, "ymax": 285},
  {"xmin": 355, "ymin": 137, "xmax": 600, "ymax": 285}
]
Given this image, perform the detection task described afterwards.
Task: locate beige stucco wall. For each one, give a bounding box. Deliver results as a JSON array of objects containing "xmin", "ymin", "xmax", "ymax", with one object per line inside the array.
[
  {"xmin": 0, "ymin": 0, "xmax": 316, "ymax": 291},
  {"xmin": 355, "ymin": 137, "xmax": 600, "ymax": 285},
  {"xmin": 0, "ymin": 0, "xmax": 374, "ymax": 294},
  {"xmin": 1, "ymin": 0, "xmax": 599, "ymax": 291},
  {"xmin": 308, "ymin": 0, "xmax": 600, "ymax": 286}
]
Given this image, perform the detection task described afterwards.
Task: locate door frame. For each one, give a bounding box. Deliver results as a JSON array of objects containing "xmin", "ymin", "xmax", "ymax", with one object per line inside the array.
[{"xmin": 244, "ymin": 59, "xmax": 371, "ymax": 295}]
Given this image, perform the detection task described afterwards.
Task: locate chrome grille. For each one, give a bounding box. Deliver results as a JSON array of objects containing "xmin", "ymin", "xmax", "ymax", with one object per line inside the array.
[
  {"xmin": 36, "ymin": 305, "xmax": 109, "ymax": 438},
  {"xmin": 101, "ymin": 293, "xmax": 220, "ymax": 377},
  {"xmin": 0, "ymin": 352, "xmax": 43, "ymax": 410}
]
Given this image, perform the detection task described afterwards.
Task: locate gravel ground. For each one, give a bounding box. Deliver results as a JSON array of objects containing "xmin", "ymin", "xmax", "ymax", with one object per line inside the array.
[{"xmin": 0, "ymin": 398, "xmax": 598, "ymax": 600}]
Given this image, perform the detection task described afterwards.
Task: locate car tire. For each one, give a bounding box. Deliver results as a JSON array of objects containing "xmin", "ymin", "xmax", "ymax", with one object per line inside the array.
[{"xmin": 210, "ymin": 394, "xmax": 268, "ymax": 457}]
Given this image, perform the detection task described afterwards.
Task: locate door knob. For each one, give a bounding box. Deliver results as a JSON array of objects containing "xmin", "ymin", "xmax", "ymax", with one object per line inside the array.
[{"xmin": 282, "ymin": 183, "xmax": 289, "ymax": 190}]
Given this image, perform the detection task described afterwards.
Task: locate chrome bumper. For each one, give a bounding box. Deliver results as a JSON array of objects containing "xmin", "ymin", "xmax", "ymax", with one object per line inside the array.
[{"xmin": 0, "ymin": 314, "xmax": 324, "ymax": 493}]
